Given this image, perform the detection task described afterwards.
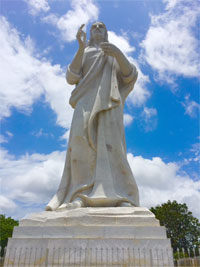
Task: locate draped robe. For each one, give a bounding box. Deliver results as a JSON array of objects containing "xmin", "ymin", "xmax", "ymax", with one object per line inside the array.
[{"xmin": 46, "ymin": 46, "xmax": 140, "ymax": 210}]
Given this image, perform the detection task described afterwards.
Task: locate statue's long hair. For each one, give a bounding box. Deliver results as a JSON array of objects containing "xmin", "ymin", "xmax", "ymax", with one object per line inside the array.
[{"xmin": 87, "ymin": 22, "xmax": 109, "ymax": 46}]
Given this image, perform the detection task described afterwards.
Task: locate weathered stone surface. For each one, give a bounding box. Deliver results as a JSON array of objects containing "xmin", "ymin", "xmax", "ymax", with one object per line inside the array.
[
  {"xmin": 46, "ymin": 22, "xmax": 140, "ymax": 211},
  {"xmin": 20, "ymin": 207, "xmax": 159, "ymax": 226}
]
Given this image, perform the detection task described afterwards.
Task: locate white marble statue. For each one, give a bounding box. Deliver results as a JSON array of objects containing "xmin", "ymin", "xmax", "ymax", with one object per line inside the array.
[{"xmin": 46, "ymin": 22, "xmax": 139, "ymax": 211}]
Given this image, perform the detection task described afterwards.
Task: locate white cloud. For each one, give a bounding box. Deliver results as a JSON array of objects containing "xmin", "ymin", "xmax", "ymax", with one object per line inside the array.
[
  {"xmin": 143, "ymin": 107, "xmax": 157, "ymax": 119},
  {"xmin": 6, "ymin": 131, "xmax": 13, "ymax": 138},
  {"xmin": 43, "ymin": 0, "xmax": 99, "ymax": 42},
  {"xmin": 0, "ymin": 149, "xmax": 65, "ymax": 210},
  {"xmin": 124, "ymin": 114, "xmax": 134, "ymax": 126},
  {"xmin": 108, "ymin": 31, "xmax": 135, "ymax": 55},
  {"xmin": 128, "ymin": 69, "xmax": 150, "ymax": 107},
  {"xmin": 182, "ymin": 94, "xmax": 200, "ymax": 118},
  {"xmin": 0, "ymin": 135, "xmax": 8, "ymax": 144},
  {"xmin": 60, "ymin": 129, "xmax": 70, "ymax": 142},
  {"xmin": 141, "ymin": 0, "xmax": 200, "ymax": 82},
  {"xmin": 128, "ymin": 153, "xmax": 200, "ymax": 219},
  {"xmin": 0, "ymin": 16, "xmax": 74, "ymax": 128},
  {"xmin": 0, "ymin": 148, "xmax": 66, "ymax": 218},
  {"xmin": 0, "ymin": 195, "xmax": 17, "ymax": 214},
  {"xmin": 36, "ymin": 62, "xmax": 74, "ymax": 128},
  {"xmin": 163, "ymin": 0, "xmax": 179, "ymax": 10},
  {"xmin": 31, "ymin": 128, "xmax": 54, "ymax": 138},
  {"xmin": 190, "ymin": 142, "xmax": 200, "ymax": 162},
  {"xmin": 26, "ymin": 0, "xmax": 50, "ymax": 16},
  {"xmin": 141, "ymin": 107, "xmax": 158, "ymax": 132},
  {"xmin": 0, "ymin": 132, "xmax": 13, "ymax": 144},
  {"xmin": 0, "ymin": 17, "xmax": 43, "ymax": 118}
]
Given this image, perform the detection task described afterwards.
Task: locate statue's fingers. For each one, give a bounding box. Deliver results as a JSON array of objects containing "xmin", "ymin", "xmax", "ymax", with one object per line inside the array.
[
  {"xmin": 76, "ymin": 28, "xmax": 81, "ymax": 36},
  {"xmin": 76, "ymin": 33, "xmax": 81, "ymax": 41},
  {"xmin": 77, "ymin": 24, "xmax": 85, "ymax": 36},
  {"xmin": 79, "ymin": 24, "xmax": 85, "ymax": 30},
  {"xmin": 78, "ymin": 24, "xmax": 85, "ymax": 34},
  {"xmin": 83, "ymin": 32, "xmax": 86, "ymax": 42}
]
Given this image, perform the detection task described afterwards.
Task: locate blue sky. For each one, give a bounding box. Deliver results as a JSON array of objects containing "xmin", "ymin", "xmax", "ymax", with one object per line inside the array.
[{"xmin": 0, "ymin": 0, "xmax": 199, "ymax": 220}]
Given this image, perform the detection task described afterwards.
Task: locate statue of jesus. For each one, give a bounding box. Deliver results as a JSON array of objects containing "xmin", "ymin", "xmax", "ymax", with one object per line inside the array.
[{"xmin": 46, "ymin": 22, "xmax": 139, "ymax": 211}]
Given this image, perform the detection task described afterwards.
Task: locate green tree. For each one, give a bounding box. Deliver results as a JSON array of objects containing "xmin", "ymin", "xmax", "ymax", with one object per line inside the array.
[
  {"xmin": 150, "ymin": 200, "xmax": 200, "ymax": 251},
  {"xmin": 0, "ymin": 215, "xmax": 18, "ymax": 256}
]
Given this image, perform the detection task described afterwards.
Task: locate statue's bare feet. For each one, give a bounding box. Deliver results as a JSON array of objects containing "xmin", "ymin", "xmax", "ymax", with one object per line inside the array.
[
  {"xmin": 119, "ymin": 202, "xmax": 133, "ymax": 207},
  {"xmin": 45, "ymin": 205, "xmax": 53, "ymax": 211},
  {"xmin": 58, "ymin": 198, "xmax": 84, "ymax": 210}
]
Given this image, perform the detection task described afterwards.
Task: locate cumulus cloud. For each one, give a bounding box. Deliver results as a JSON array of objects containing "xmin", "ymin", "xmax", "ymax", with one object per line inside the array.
[
  {"xmin": 108, "ymin": 31, "xmax": 135, "ymax": 55},
  {"xmin": 0, "ymin": 195, "xmax": 17, "ymax": 214},
  {"xmin": 0, "ymin": 17, "xmax": 42, "ymax": 118},
  {"xmin": 26, "ymin": 0, "xmax": 50, "ymax": 16},
  {"xmin": 43, "ymin": 0, "xmax": 99, "ymax": 42},
  {"xmin": 128, "ymin": 69, "xmax": 150, "ymax": 107},
  {"xmin": 182, "ymin": 94, "xmax": 200, "ymax": 118},
  {"xmin": 0, "ymin": 148, "xmax": 66, "ymax": 218},
  {"xmin": 128, "ymin": 154, "xmax": 200, "ymax": 219},
  {"xmin": 0, "ymin": 16, "xmax": 74, "ymax": 128},
  {"xmin": 163, "ymin": 0, "xmax": 180, "ymax": 10},
  {"xmin": 141, "ymin": 0, "xmax": 200, "ymax": 83},
  {"xmin": 0, "ymin": 149, "xmax": 65, "ymax": 209},
  {"xmin": 60, "ymin": 129, "xmax": 70, "ymax": 143}
]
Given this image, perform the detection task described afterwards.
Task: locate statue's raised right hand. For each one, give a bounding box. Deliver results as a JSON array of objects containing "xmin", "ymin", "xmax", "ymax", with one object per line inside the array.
[{"xmin": 76, "ymin": 24, "xmax": 86, "ymax": 49}]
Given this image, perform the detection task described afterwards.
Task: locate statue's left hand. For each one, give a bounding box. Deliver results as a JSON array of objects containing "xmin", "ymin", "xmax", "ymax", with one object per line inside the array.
[{"xmin": 100, "ymin": 42, "xmax": 120, "ymax": 57}]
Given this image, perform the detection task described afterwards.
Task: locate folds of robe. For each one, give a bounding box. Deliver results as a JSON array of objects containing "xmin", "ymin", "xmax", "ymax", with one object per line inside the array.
[{"xmin": 46, "ymin": 47, "xmax": 139, "ymax": 210}]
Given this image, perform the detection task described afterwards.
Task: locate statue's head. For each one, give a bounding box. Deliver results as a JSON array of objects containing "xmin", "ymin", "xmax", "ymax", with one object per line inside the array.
[{"xmin": 88, "ymin": 22, "xmax": 108, "ymax": 46}]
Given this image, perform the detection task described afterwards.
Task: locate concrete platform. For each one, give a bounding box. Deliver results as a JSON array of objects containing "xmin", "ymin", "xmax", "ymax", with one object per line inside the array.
[{"xmin": 4, "ymin": 207, "xmax": 174, "ymax": 266}]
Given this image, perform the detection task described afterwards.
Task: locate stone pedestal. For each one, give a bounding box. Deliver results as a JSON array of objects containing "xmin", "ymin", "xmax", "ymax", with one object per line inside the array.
[{"xmin": 4, "ymin": 207, "xmax": 174, "ymax": 266}]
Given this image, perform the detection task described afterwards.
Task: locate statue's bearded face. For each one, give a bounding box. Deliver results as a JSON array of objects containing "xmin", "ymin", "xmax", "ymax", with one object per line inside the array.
[{"xmin": 90, "ymin": 22, "xmax": 107, "ymax": 41}]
